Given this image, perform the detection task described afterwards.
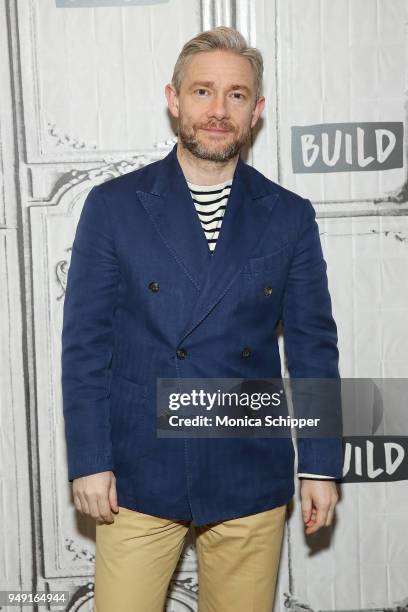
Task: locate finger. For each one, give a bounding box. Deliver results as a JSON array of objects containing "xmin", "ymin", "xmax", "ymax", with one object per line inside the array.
[
  {"xmin": 97, "ymin": 496, "xmax": 114, "ymax": 523},
  {"xmin": 86, "ymin": 497, "xmax": 101, "ymax": 520},
  {"xmin": 301, "ymin": 494, "xmax": 313, "ymax": 525},
  {"xmin": 325, "ymin": 501, "xmax": 336, "ymax": 527},
  {"xmin": 108, "ymin": 480, "xmax": 119, "ymax": 514},
  {"xmin": 306, "ymin": 505, "xmax": 329, "ymax": 534},
  {"xmin": 73, "ymin": 494, "xmax": 83, "ymax": 514},
  {"xmin": 305, "ymin": 508, "xmax": 317, "ymax": 526},
  {"xmin": 78, "ymin": 492, "xmax": 90, "ymax": 515},
  {"xmin": 305, "ymin": 523, "xmax": 320, "ymax": 535},
  {"xmin": 316, "ymin": 504, "xmax": 329, "ymax": 527}
]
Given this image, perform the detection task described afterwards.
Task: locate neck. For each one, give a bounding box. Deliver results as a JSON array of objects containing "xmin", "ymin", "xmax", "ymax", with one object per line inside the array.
[{"xmin": 176, "ymin": 140, "xmax": 238, "ymax": 185}]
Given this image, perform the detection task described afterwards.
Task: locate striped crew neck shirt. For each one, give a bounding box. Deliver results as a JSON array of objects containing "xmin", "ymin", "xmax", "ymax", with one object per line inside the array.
[{"xmin": 187, "ymin": 178, "xmax": 233, "ymax": 254}]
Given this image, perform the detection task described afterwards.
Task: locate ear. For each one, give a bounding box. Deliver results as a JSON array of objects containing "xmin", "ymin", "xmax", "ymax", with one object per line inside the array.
[
  {"xmin": 250, "ymin": 96, "xmax": 265, "ymax": 129},
  {"xmin": 165, "ymin": 83, "xmax": 180, "ymax": 119}
]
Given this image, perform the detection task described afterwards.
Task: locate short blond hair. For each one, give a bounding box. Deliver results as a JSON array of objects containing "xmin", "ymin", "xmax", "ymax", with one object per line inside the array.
[{"xmin": 172, "ymin": 26, "xmax": 264, "ymax": 101}]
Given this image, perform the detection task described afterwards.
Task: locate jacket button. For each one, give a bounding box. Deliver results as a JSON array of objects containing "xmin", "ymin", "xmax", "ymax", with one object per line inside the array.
[
  {"xmin": 241, "ymin": 347, "xmax": 252, "ymax": 358},
  {"xmin": 176, "ymin": 348, "xmax": 187, "ymax": 359},
  {"xmin": 148, "ymin": 281, "xmax": 160, "ymax": 292},
  {"xmin": 263, "ymin": 286, "xmax": 273, "ymax": 296}
]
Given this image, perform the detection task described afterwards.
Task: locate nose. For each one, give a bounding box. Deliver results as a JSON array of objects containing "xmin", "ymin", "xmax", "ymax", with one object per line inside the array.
[{"xmin": 207, "ymin": 93, "xmax": 229, "ymax": 120}]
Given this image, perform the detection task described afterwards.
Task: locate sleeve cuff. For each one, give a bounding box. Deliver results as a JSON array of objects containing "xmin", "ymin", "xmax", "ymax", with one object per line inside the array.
[
  {"xmin": 67, "ymin": 453, "xmax": 115, "ymax": 482},
  {"xmin": 297, "ymin": 472, "xmax": 336, "ymax": 479}
]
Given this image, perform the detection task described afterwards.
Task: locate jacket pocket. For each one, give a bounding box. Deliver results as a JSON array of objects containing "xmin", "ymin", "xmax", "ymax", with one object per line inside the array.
[{"xmin": 247, "ymin": 243, "xmax": 290, "ymax": 275}]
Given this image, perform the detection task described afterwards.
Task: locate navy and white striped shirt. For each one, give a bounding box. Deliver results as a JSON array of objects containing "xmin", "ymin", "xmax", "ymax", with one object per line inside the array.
[{"xmin": 187, "ymin": 178, "xmax": 232, "ymax": 253}]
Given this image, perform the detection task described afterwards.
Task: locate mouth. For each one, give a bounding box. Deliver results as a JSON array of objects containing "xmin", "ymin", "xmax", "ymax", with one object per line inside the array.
[{"xmin": 200, "ymin": 127, "xmax": 232, "ymax": 134}]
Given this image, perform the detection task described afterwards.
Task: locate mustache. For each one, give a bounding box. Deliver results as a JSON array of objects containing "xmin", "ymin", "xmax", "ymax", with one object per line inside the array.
[{"xmin": 199, "ymin": 123, "xmax": 234, "ymax": 131}]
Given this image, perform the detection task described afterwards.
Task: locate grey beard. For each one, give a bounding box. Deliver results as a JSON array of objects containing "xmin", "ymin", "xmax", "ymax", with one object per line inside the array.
[{"xmin": 178, "ymin": 125, "xmax": 250, "ymax": 162}]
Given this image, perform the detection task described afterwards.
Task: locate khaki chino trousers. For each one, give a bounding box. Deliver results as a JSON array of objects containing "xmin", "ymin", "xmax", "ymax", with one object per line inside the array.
[{"xmin": 94, "ymin": 503, "xmax": 287, "ymax": 612}]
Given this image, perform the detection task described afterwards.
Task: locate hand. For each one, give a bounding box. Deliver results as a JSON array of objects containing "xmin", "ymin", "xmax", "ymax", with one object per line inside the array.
[
  {"xmin": 72, "ymin": 470, "xmax": 118, "ymax": 523},
  {"xmin": 300, "ymin": 480, "xmax": 339, "ymax": 535}
]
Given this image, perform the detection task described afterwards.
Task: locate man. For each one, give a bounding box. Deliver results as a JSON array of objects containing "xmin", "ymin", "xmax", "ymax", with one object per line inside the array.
[{"xmin": 61, "ymin": 26, "xmax": 342, "ymax": 612}]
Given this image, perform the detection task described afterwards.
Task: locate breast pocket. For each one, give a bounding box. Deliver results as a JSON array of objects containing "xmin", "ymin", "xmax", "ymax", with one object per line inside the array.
[
  {"xmin": 238, "ymin": 244, "xmax": 290, "ymax": 321},
  {"xmin": 247, "ymin": 243, "xmax": 290, "ymax": 277},
  {"xmin": 240, "ymin": 243, "xmax": 290, "ymax": 295},
  {"xmin": 109, "ymin": 372, "xmax": 148, "ymax": 476}
]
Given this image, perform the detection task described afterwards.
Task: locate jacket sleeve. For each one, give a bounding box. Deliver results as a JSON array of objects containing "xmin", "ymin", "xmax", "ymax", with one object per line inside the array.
[
  {"xmin": 61, "ymin": 185, "xmax": 119, "ymax": 481},
  {"xmin": 282, "ymin": 198, "xmax": 343, "ymax": 479}
]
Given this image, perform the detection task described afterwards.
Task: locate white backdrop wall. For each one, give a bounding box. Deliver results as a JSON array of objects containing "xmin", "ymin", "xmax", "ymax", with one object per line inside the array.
[{"xmin": 0, "ymin": 0, "xmax": 407, "ymax": 611}]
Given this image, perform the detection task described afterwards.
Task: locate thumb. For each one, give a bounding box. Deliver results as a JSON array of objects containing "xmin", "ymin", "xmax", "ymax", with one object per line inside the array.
[{"xmin": 108, "ymin": 478, "xmax": 119, "ymax": 513}]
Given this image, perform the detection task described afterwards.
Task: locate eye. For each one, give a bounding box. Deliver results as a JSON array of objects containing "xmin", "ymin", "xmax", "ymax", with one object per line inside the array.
[
  {"xmin": 232, "ymin": 92, "xmax": 245, "ymax": 100},
  {"xmin": 195, "ymin": 88, "xmax": 209, "ymax": 96}
]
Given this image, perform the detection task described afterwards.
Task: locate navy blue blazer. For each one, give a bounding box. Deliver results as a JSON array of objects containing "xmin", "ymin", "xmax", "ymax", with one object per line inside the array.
[{"xmin": 61, "ymin": 143, "xmax": 343, "ymax": 525}]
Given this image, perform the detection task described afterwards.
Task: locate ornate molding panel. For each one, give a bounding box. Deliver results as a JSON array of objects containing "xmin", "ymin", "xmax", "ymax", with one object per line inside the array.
[
  {"xmin": 16, "ymin": 0, "xmax": 199, "ymax": 162},
  {"xmin": 47, "ymin": 121, "xmax": 98, "ymax": 151},
  {"xmin": 274, "ymin": 0, "xmax": 408, "ymax": 215}
]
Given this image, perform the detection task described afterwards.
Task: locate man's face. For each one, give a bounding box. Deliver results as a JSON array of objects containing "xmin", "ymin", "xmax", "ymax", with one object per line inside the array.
[{"xmin": 167, "ymin": 50, "xmax": 264, "ymax": 162}]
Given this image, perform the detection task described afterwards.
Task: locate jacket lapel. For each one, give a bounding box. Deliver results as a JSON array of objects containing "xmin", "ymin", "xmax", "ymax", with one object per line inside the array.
[
  {"xmin": 136, "ymin": 143, "xmax": 280, "ymax": 344},
  {"xmin": 136, "ymin": 144, "xmax": 212, "ymax": 291}
]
